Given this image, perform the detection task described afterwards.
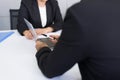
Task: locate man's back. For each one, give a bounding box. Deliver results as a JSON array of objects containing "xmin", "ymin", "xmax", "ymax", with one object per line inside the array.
[
  {"xmin": 35, "ymin": 0, "xmax": 120, "ymax": 79},
  {"xmin": 70, "ymin": 0, "xmax": 120, "ymax": 80}
]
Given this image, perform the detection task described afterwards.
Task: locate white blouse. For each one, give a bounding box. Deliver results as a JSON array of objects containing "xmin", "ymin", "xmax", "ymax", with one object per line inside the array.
[{"xmin": 39, "ymin": 6, "xmax": 47, "ymax": 27}]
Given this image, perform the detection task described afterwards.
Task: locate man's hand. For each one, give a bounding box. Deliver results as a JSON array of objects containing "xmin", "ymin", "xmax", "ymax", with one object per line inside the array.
[
  {"xmin": 50, "ymin": 35, "xmax": 60, "ymax": 44},
  {"xmin": 35, "ymin": 40, "xmax": 48, "ymax": 51}
]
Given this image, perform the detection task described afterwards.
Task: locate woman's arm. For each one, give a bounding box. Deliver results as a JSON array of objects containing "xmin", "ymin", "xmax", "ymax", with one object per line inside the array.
[{"xmin": 17, "ymin": 0, "xmax": 29, "ymax": 35}]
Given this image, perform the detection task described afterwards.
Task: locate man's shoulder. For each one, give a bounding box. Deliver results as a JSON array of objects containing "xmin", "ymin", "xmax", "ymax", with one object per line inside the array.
[{"xmin": 67, "ymin": 0, "xmax": 89, "ymax": 14}]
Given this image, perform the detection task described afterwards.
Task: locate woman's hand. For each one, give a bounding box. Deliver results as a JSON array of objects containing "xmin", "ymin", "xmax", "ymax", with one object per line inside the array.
[
  {"xmin": 35, "ymin": 27, "xmax": 53, "ymax": 35},
  {"xmin": 23, "ymin": 30, "xmax": 33, "ymax": 40},
  {"xmin": 35, "ymin": 40, "xmax": 48, "ymax": 51}
]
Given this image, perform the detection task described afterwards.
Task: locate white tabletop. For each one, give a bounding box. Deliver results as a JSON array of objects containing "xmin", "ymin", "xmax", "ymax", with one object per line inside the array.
[{"xmin": 0, "ymin": 30, "xmax": 81, "ymax": 80}]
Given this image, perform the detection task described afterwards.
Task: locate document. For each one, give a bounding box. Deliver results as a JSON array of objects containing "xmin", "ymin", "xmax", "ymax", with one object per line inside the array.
[
  {"xmin": 24, "ymin": 18, "xmax": 62, "ymax": 48},
  {"xmin": 0, "ymin": 31, "xmax": 14, "ymax": 43}
]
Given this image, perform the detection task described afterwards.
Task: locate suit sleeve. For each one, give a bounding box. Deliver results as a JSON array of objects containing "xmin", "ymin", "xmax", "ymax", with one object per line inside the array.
[
  {"xmin": 17, "ymin": 0, "xmax": 29, "ymax": 35},
  {"xmin": 50, "ymin": 0, "xmax": 63, "ymax": 31},
  {"xmin": 36, "ymin": 7, "xmax": 87, "ymax": 78}
]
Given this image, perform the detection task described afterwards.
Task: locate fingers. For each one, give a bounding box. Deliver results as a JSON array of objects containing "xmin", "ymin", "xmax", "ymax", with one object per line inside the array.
[
  {"xmin": 35, "ymin": 28, "xmax": 48, "ymax": 35},
  {"xmin": 35, "ymin": 29, "xmax": 41, "ymax": 35},
  {"xmin": 23, "ymin": 30, "xmax": 33, "ymax": 39},
  {"xmin": 49, "ymin": 35, "xmax": 60, "ymax": 44},
  {"xmin": 35, "ymin": 40, "xmax": 48, "ymax": 51},
  {"xmin": 35, "ymin": 27, "xmax": 53, "ymax": 35},
  {"xmin": 25, "ymin": 33, "xmax": 33, "ymax": 39},
  {"xmin": 50, "ymin": 38, "xmax": 58, "ymax": 44},
  {"xmin": 35, "ymin": 40, "xmax": 41, "ymax": 50},
  {"xmin": 50, "ymin": 35, "xmax": 60, "ymax": 40}
]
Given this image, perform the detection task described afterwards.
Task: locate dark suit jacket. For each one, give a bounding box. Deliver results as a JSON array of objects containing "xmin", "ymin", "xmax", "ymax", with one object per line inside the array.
[
  {"xmin": 17, "ymin": 0, "xmax": 63, "ymax": 35},
  {"xmin": 36, "ymin": 0, "xmax": 120, "ymax": 80}
]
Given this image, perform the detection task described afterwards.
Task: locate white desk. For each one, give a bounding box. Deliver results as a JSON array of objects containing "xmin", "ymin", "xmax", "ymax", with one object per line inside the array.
[{"xmin": 0, "ymin": 30, "xmax": 81, "ymax": 80}]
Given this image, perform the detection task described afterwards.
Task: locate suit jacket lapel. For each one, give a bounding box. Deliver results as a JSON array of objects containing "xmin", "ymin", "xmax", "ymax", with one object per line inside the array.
[
  {"xmin": 46, "ymin": 1, "xmax": 51, "ymax": 26},
  {"xmin": 32, "ymin": 0, "xmax": 42, "ymax": 27}
]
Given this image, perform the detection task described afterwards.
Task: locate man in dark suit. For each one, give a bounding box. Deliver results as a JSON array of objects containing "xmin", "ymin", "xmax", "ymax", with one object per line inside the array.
[
  {"xmin": 17, "ymin": 0, "xmax": 63, "ymax": 39},
  {"xmin": 35, "ymin": 0, "xmax": 120, "ymax": 80}
]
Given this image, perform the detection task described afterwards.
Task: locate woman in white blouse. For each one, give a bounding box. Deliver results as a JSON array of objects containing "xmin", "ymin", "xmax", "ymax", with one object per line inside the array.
[{"xmin": 17, "ymin": 0, "xmax": 63, "ymax": 39}]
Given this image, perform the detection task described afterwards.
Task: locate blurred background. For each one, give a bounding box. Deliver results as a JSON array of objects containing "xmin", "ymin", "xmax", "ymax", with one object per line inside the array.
[{"xmin": 0, "ymin": 0, "xmax": 80, "ymax": 30}]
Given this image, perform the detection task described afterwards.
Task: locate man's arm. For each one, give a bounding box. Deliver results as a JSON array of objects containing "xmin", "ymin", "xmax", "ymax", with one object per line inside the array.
[{"xmin": 35, "ymin": 4, "xmax": 87, "ymax": 78}]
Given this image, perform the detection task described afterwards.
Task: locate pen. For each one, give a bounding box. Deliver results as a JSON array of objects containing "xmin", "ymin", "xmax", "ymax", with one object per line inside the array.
[
  {"xmin": 41, "ymin": 34, "xmax": 48, "ymax": 37},
  {"xmin": 41, "ymin": 34, "xmax": 54, "ymax": 39}
]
